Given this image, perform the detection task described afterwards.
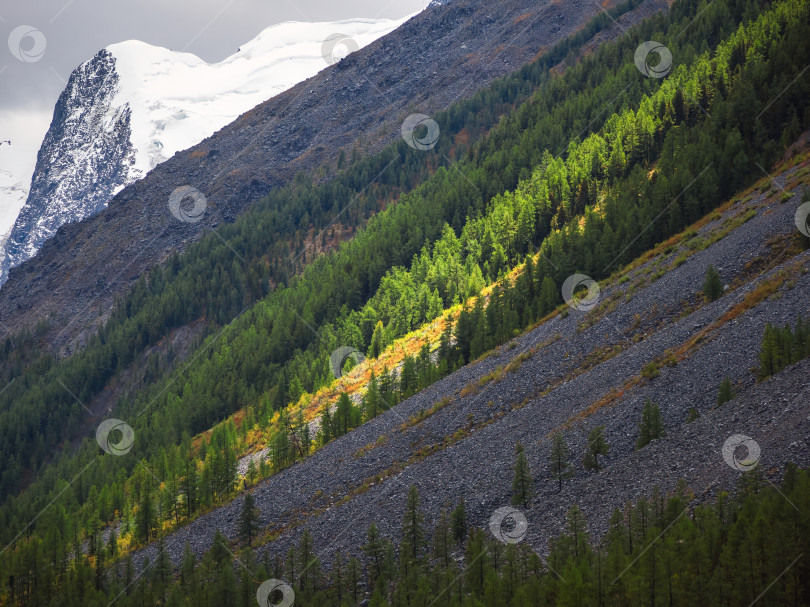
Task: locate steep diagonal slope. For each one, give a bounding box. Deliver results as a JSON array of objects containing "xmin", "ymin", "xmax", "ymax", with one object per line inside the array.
[
  {"xmin": 0, "ymin": 0, "xmax": 667, "ymax": 346},
  {"xmin": 126, "ymin": 164, "xmax": 810, "ymax": 569},
  {"xmin": 0, "ymin": 18, "xmax": 417, "ymax": 285}
]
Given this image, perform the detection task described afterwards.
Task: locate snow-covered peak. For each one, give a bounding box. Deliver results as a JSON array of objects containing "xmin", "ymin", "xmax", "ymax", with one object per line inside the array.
[
  {"xmin": 0, "ymin": 14, "xmax": 422, "ymax": 285},
  {"xmin": 105, "ymin": 16, "xmax": 414, "ymax": 185}
]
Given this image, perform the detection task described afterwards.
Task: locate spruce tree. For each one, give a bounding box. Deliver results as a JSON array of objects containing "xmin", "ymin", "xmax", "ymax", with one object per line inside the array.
[
  {"xmin": 370, "ymin": 320, "xmax": 385, "ymax": 358},
  {"xmin": 153, "ymin": 538, "xmax": 172, "ymax": 603},
  {"xmin": 451, "ymin": 497, "xmax": 467, "ymax": 545},
  {"xmin": 518, "ymin": 255, "xmax": 536, "ymax": 325},
  {"xmin": 400, "ymin": 356, "xmax": 417, "ymax": 398},
  {"xmin": 759, "ymin": 323, "xmax": 778, "ymax": 379},
  {"xmin": 636, "ymin": 398, "xmax": 665, "ymax": 449},
  {"xmin": 181, "ymin": 542, "xmax": 195, "ymax": 588},
  {"xmin": 183, "ymin": 452, "xmax": 198, "ymax": 517},
  {"xmin": 335, "ymin": 392, "xmax": 354, "ymax": 437},
  {"xmin": 272, "ymin": 417, "xmax": 290, "ymax": 472},
  {"xmin": 319, "ymin": 402, "xmax": 332, "ymax": 444},
  {"xmin": 539, "ymin": 276, "xmax": 558, "ymax": 315},
  {"xmin": 136, "ymin": 488, "xmax": 157, "ymax": 543},
  {"xmin": 758, "ymin": 319, "xmax": 810, "ymax": 380},
  {"xmin": 438, "ymin": 316, "xmax": 454, "ymax": 363},
  {"xmin": 717, "ymin": 377, "xmax": 734, "ymax": 405},
  {"xmin": 703, "ymin": 265, "xmax": 723, "ymax": 302},
  {"xmin": 565, "ymin": 505, "xmax": 589, "ymax": 562},
  {"xmin": 363, "ymin": 372, "xmax": 381, "ymax": 421},
  {"xmin": 332, "ymin": 551, "xmax": 345, "ymax": 603},
  {"xmin": 583, "ymin": 425, "xmax": 610, "ymax": 472},
  {"xmin": 246, "ymin": 458, "xmax": 258, "ymax": 488},
  {"xmin": 285, "ymin": 545, "xmax": 297, "ymax": 586},
  {"xmin": 363, "ymin": 523, "xmax": 386, "ymax": 584},
  {"xmin": 469, "ymin": 297, "xmax": 487, "ymax": 360},
  {"xmin": 223, "ymin": 436, "xmax": 238, "ymax": 495},
  {"xmin": 295, "ymin": 410, "xmax": 311, "ymax": 456},
  {"xmin": 401, "ymin": 485, "xmax": 425, "ymax": 561},
  {"xmin": 107, "ymin": 527, "xmax": 118, "ymax": 561},
  {"xmin": 124, "ymin": 555, "xmax": 134, "ymax": 596},
  {"xmin": 237, "ymin": 493, "xmax": 260, "ymax": 547},
  {"xmin": 432, "ymin": 509, "xmax": 452, "ymax": 569},
  {"xmin": 455, "ymin": 302, "xmax": 473, "ymax": 363},
  {"xmin": 379, "ymin": 366, "xmax": 397, "ymax": 409},
  {"xmin": 210, "ymin": 528, "xmax": 228, "ymax": 559},
  {"xmin": 464, "ymin": 529, "xmax": 489, "ymax": 596},
  {"xmin": 511, "ymin": 442, "xmax": 535, "ymax": 507},
  {"xmin": 210, "ymin": 531, "xmax": 237, "ymax": 605},
  {"xmin": 347, "ymin": 557, "xmax": 360, "ymax": 604},
  {"xmin": 550, "ymin": 432, "xmax": 574, "ymax": 492},
  {"xmin": 298, "ymin": 529, "xmax": 316, "ymax": 592},
  {"xmin": 416, "ymin": 343, "xmax": 433, "ymax": 389}
]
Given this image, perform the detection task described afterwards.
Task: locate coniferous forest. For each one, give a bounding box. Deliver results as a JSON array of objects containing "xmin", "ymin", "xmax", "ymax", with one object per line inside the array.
[
  {"xmin": 1, "ymin": 0, "xmax": 810, "ymax": 603},
  {"xmin": 6, "ymin": 466, "xmax": 810, "ymax": 606}
]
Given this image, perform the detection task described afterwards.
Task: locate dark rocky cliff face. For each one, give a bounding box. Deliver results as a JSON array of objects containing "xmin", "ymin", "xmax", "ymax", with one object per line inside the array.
[
  {"xmin": 0, "ymin": 0, "xmax": 666, "ymax": 346},
  {"xmin": 1, "ymin": 50, "xmax": 135, "ymax": 284}
]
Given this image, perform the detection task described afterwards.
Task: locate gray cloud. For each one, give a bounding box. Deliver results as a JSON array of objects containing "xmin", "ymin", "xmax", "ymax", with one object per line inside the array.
[{"xmin": 0, "ymin": 0, "xmax": 428, "ymax": 113}]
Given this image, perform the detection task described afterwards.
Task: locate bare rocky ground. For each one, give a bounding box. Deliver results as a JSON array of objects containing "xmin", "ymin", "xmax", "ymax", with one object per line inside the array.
[{"xmin": 125, "ymin": 164, "xmax": 810, "ymax": 576}]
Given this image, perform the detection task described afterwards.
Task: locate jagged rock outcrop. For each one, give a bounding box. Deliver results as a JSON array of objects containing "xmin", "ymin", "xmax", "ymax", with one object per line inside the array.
[{"xmin": 1, "ymin": 50, "xmax": 134, "ymax": 284}]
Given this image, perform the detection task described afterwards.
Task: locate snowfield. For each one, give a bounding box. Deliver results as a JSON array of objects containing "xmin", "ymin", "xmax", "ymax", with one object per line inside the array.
[{"xmin": 109, "ymin": 17, "xmax": 417, "ymax": 185}]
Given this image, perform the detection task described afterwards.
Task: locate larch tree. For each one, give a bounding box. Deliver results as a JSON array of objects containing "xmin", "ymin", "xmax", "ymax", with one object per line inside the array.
[
  {"xmin": 636, "ymin": 398, "xmax": 665, "ymax": 449},
  {"xmin": 550, "ymin": 432, "xmax": 574, "ymax": 492},
  {"xmin": 451, "ymin": 497, "xmax": 467, "ymax": 545},
  {"xmin": 583, "ymin": 425, "xmax": 610, "ymax": 472},
  {"xmin": 703, "ymin": 265, "xmax": 723, "ymax": 302},
  {"xmin": 237, "ymin": 492, "xmax": 260, "ymax": 547},
  {"xmin": 511, "ymin": 442, "xmax": 535, "ymax": 507}
]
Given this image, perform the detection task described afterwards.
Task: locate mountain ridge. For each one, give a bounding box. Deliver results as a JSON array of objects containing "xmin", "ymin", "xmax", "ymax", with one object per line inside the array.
[{"xmin": 0, "ymin": 16, "xmax": 417, "ymax": 284}]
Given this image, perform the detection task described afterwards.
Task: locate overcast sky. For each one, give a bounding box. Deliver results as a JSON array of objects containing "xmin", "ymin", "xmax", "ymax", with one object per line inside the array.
[{"xmin": 0, "ymin": 0, "xmax": 426, "ymax": 156}]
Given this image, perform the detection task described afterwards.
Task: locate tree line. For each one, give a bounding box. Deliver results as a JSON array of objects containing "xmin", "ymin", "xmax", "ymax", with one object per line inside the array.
[{"xmin": 9, "ymin": 466, "xmax": 807, "ymax": 606}]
